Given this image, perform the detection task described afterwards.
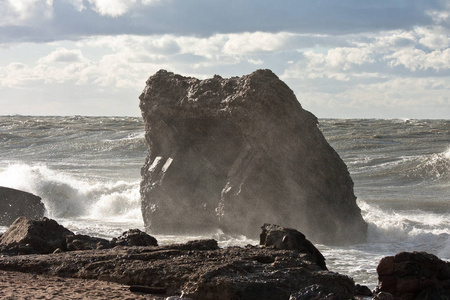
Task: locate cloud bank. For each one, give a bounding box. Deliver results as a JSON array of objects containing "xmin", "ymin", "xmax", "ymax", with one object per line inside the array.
[{"xmin": 0, "ymin": 0, "xmax": 449, "ymax": 118}]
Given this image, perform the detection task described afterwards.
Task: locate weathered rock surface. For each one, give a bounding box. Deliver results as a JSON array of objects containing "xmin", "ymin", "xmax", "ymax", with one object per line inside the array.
[
  {"xmin": 0, "ymin": 242, "xmax": 355, "ymax": 300},
  {"xmin": 0, "ymin": 187, "xmax": 45, "ymax": 226},
  {"xmin": 139, "ymin": 69, "xmax": 367, "ymax": 244},
  {"xmin": 111, "ymin": 228, "xmax": 158, "ymax": 247},
  {"xmin": 376, "ymin": 251, "xmax": 450, "ymax": 300},
  {"xmin": 260, "ymin": 223, "xmax": 326, "ymax": 270},
  {"xmin": 66, "ymin": 234, "xmax": 112, "ymax": 251},
  {"xmin": 0, "ymin": 217, "xmax": 74, "ymax": 254},
  {"xmin": 0, "ymin": 218, "xmax": 357, "ymax": 299},
  {"xmin": 0, "ymin": 217, "xmax": 124, "ymax": 254},
  {"xmin": 289, "ymin": 284, "xmax": 340, "ymax": 300}
]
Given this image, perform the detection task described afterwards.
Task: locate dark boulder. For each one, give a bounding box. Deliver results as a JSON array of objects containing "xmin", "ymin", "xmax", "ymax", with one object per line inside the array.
[
  {"xmin": 260, "ymin": 224, "xmax": 326, "ymax": 270},
  {"xmin": 376, "ymin": 251, "xmax": 450, "ymax": 300},
  {"xmin": 111, "ymin": 228, "xmax": 158, "ymax": 246},
  {"xmin": 139, "ymin": 69, "xmax": 367, "ymax": 245},
  {"xmin": 355, "ymin": 283, "xmax": 373, "ymax": 297},
  {"xmin": 0, "ymin": 217, "xmax": 73, "ymax": 254},
  {"xmin": 0, "ymin": 187, "xmax": 45, "ymax": 226}
]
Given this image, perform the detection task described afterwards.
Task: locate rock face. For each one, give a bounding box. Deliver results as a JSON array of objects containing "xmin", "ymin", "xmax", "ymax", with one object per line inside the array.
[
  {"xmin": 139, "ymin": 69, "xmax": 367, "ymax": 244},
  {"xmin": 0, "ymin": 187, "xmax": 45, "ymax": 226},
  {"xmin": 376, "ymin": 251, "xmax": 450, "ymax": 300}
]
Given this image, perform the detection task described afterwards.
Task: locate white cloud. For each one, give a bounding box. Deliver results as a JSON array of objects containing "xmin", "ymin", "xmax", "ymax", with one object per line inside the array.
[
  {"xmin": 427, "ymin": 2, "xmax": 450, "ymax": 24},
  {"xmin": 0, "ymin": 0, "xmax": 54, "ymax": 26},
  {"xmin": 294, "ymin": 76, "xmax": 450, "ymax": 119},
  {"xmin": 370, "ymin": 30, "xmax": 417, "ymax": 51},
  {"xmin": 87, "ymin": 0, "xmax": 136, "ymax": 17},
  {"xmin": 84, "ymin": 0, "xmax": 161, "ymax": 17},
  {"xmin": 141, "ymin": 0, "xmax": 162, "ymax": 5},
  {"xmin": 387, "ymin": 48, "xmax": 450, "ymax": 71},
  {"xmin": 284, "ymin": 46, "xmax": 376, "ymax": 83},
  {"xmin": 416, "ymin": 26, "xmax": 450, "ymax": 50},
  {"xmin": 223, "ymin": 32, "xmax": 295, "ymax": 55},
  {"xmin": 326, "ymin": 47, "xmax": 374, "ymax": 70},
  {"xmin": 38, "ymin": 47, "xmax": 87, "ymax": 64},
  {"xmin": 248, "ymin": 58, "xmax": 263, "ymax": 65},
  {"xmin": 66, "ymin": 0, "xmax": 86, "ymax": 11}
]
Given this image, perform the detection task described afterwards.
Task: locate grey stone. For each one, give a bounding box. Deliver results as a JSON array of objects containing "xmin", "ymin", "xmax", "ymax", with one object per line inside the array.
[
  {"xmin": 260, "ymin": 224, "xmax": 326, "ymax": 270},
  {"xmin": 111, "ymin": 228, "xmax": 158, "ymax": 247},
  {"xmin": 139, "ymin": 69, "xmax": 367, "ymax": 245},
  {"xmin": 0, "ymin": 187, "xmax": 45, "ymax": 226},
  {"xmin": 0, "ymin": 217, "xmax": 73, "ymax": 254}
]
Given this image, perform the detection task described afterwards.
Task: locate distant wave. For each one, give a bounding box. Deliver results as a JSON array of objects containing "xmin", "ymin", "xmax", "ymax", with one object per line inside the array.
[{"xmin": 408, "ymin": 147, "xmax": 450, "ymax": 181}]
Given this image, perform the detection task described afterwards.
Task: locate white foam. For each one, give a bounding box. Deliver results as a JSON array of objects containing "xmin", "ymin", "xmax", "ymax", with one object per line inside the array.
[
  {"xmin": 0, "ymin": 163, "xmax": 142, "ymax": 222},
  {"xmin": 359, "ymin": 200, "xmax": 450, "ymax": 255}
]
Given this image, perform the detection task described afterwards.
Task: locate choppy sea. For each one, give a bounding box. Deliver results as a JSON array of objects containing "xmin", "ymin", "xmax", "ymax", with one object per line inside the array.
[{"xmin": 0, "ymin": 116, "xmax": 449, "ymax": 289}]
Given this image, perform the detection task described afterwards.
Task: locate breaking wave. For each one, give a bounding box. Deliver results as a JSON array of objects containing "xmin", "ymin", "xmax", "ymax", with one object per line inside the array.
[
  {"xmin": 0, "ymin": 164, "xmax": 142, "ymax": 222},
  {"xmin": 359, "ymin": 200, "xmax": 450, "ymax": 259}
]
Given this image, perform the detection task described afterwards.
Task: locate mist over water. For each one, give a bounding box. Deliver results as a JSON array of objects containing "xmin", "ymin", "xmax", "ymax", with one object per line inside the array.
[{"xmin": 0, "ymin": 116, "xmax": 449, "ymax": 288}]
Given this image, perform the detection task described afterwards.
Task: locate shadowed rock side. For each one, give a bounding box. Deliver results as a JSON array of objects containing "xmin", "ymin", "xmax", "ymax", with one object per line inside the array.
[
  {"xmin": 0, "ymin": 187, "xmax": 45, "ymax": 226},
  {"xmin": 139, "ymin": 69, "xmax": 367, "ymax": 244},
  {"xmin": 376, "ymin": 251, "xmax": 450, "ymax": 300}
]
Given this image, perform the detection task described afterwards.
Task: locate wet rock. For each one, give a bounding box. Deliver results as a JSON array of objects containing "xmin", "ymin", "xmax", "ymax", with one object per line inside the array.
[
  {"xmin": 0, "ymin": 217, "xmax": 73, "ymax": 254},
  {"xmin": 0, "ymin": 239, "xmax": 355, "ymax": 299},
  {"xmin": 129, "ymin": 285, "xmax": 167, "ymax": 294},
  {"xmin": 354, "ymin": 283, "xmax": 373, "ymax": 297},
  {"xmin": 260, "ymin": 224, "xmax": 326, "ymax": 270},
  {"xmin": 0, "ymin": 187, "xmax": 45, "ymax": 226},
  {"xmin": 111, "ymin": 229, "xmax": 158, "ymax": 247},
  {"xmin": 289, "ymin": 284, "xmax": 340, "ymax": 300},
  {"xmin": 66, "ymin": 234, "xmax": 112, "ymax": 251},
  {"xmin": 139, "ymin": 69, "xmax": 367, "ymax": 245},
  {"xmin": 169, "ymin": 239, "xmax": 219, "ymax": 251},
  {"xmin": 373, "ymin": 291, "xmax": 394, "ymax": 300},
  {"xmin": 376, "ymin": 251, "xmax": 450, "ymax": 300}
]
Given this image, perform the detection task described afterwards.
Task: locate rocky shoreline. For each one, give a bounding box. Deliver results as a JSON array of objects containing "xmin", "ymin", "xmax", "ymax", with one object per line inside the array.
[
  {"xmin": 1, "ymin": 217, "xmax": 449, "ymax": 299},
  {"xmin": 0, "ymin": 217, "xmax": 369, "ymax": 299}
]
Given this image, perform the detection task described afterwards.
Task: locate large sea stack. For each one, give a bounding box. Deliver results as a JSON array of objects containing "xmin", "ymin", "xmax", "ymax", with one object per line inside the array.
[{"xmin": 139, "ymin": 69, "xmax": 367, "ymax": 244}]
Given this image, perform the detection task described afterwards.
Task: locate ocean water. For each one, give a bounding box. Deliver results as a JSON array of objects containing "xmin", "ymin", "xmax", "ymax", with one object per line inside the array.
[{"xmin": 0, "ymin": 116, "xmax": 449, "ymax": 289}]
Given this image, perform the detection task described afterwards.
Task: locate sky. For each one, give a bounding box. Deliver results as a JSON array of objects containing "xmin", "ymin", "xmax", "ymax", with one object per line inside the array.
[{"xmin": 0, "ymin": 0, "xmax": 449, "ymax": 119}]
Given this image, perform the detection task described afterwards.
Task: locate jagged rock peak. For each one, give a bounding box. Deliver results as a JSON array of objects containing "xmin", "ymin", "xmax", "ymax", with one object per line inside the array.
[{"xmin": 140, "ymin": 69, "xmax": 304, "ymax": 113}]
